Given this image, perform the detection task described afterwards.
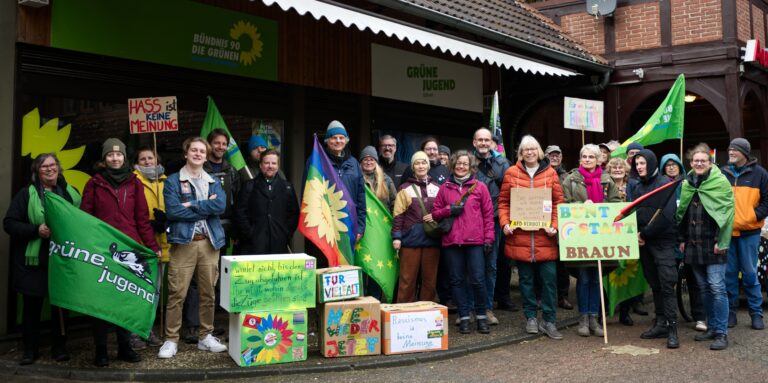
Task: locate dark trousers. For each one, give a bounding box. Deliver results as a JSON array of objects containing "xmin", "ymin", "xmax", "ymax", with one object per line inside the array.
[
  {"xmin": 682, "ymin": 262, "xmax": 705, "ymax": 321},
  {"xmin": 494, "ymin": 254, "xmax": 513, "ymax": 305},
  {"xmin": 443, "ymin": 245, "xmax": 487, "ymax": 318},
  {"xmin": 640, "ymin": 243, "xmax": 678, "ymax": 323},
  {"xmin": 22, "ymin": 295, "xmax": 67, "ymax": 355},
  {"xmin": 92, "ymin": 318, "xmax": 131, "ymax": 347},
  {"xmin": 436, "ymin": 248, "xmax": 453, "ymax": 304},
  {"xmin": 533, "ymin": 260, "xmax": 570, "ymax": 300}
]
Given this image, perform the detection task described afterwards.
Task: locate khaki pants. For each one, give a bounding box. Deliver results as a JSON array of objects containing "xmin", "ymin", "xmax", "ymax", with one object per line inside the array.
[
  {"xmin": 164, "ymin": 240, "xmax": 219, "ymax": 342},
  {"xmin": 397, "ymin": 247, "xmax": 440, "ymax": 303}
]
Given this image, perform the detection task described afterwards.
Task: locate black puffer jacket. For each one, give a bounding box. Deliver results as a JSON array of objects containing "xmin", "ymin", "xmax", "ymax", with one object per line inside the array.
[
  {"xmin": 629, "ymin": 149, "xmax": 678, "ymax": 244},
  {"xmin": 233, "ymin": 174, "xmax": 299, "ymax": 255}
]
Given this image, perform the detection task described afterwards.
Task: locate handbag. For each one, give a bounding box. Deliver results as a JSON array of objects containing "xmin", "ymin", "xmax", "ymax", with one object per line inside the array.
[{"xmin": 412, "ymin": 183, "xmax": 476, "ymax": 239}]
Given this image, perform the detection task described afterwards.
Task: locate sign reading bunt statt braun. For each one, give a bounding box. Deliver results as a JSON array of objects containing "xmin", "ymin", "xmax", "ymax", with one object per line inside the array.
[
  {"xmin": 557, "ymin": 203, "xmax": 640, "ymax": 261},
  {"xmin": 371, "ymin": 44, "xmax": 483, "ymax": 112},
  {"xmin": 508, "ymin": 188, "xmax": 553, "ymax": 230}
]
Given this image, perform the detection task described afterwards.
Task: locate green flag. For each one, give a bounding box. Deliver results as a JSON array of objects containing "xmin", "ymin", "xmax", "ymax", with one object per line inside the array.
[
  {"xmin": 201, "ymin": 96, "xmax": 247, "ymax": 171},
  {"xmin": 45, "ymin": 192, "xmax": 159, "ymax": 337},
  {"xmin": 354, "ymin": 185, "xmax": 399, "ymax": 303},
  {"xmin": 603, "ymin": 260, "xmax": 649, "ymax": 316},
  {"xmin": 612, "ymin": 74, "xmax": 685, "ymax": 158}
]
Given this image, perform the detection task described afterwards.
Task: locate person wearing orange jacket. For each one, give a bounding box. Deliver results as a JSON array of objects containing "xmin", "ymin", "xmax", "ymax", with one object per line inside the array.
[{"xmin": 498, "ymin": 135, "xmax": 565, "ymax": 340}]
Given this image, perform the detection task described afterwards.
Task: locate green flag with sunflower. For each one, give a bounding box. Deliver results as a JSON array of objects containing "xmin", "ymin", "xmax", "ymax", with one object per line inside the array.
[
  {"xmin": 603, "ymin": 260, "xmax": 649, "ymax": 316},
  {"xmin": 355, "ymin": 185, "xmax": 399, "ymax": 303}
]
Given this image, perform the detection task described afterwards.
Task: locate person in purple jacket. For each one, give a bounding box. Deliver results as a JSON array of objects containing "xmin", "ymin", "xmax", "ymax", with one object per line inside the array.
[{"xmin": 432, "ymin": 150, "xmax": 495, "ymax": 335}]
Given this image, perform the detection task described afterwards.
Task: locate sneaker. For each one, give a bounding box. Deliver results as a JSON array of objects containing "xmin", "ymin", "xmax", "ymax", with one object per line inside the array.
[
  {"xmin": 526, "ymin": 317, "xmax": 539, "ymax": 334},
  {"xmin": 129, "ymin": 333, "xmax": 147, "ymax": 351},
  {"xmin": 538, "ymin": 321, "xmax": 563, "ymax": 340},
  {"xmin": 710, "ymin": 333, "xmax": 728, "ymax": 350},
  {"xmin": 751, "ymin": 314, "xmax": 765, "ymax": 330},
  {"xmin": 486, "ymin": 310, "xmax": 499, "ymax": 325},
  {"xmin": 198, "ymin": 334, "xmax": 227, "ymax": 353},
  {"xmin": 147, "ymin": 331, "xmax": 163, "ymax": 347},
  {"xmin": 158, "ymin": 341, "xmax": 178, "ymax": 359},
  {"xmin": 695, "ymin": 321, "xmax": 707, "ymax": 332}
]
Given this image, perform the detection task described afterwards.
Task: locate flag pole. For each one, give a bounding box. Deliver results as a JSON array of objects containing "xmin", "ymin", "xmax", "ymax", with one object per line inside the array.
[
  {"xmin": 152, "ymin": 132, "xmax": 166, "ymax": 338},
  {"xmin": 597, "ymin": 260, "xmax": 608, "ymax": 344}
]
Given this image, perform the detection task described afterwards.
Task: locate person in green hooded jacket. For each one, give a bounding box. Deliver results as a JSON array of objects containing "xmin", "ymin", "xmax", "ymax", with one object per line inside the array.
[{"xmin": 677, "ymin": 143, "xmax": 734, "ymax": 351}]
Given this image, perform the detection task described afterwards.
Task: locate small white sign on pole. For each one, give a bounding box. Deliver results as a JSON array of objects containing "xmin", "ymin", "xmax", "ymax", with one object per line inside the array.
[{"xmin": 564, "ymin": 97, "xmax": 604, "ymax": 133}]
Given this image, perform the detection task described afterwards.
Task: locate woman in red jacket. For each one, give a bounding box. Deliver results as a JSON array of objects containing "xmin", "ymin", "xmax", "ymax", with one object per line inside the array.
[
  {"xmin": 432, "ymin": 150, "xmax": 495, "ymax": 335},
  {"xmin": 498, "ymin": 135, "xmax": 565, "ymax": 340},
  {"xmin": 81, "ymin": 138, "xmax": 160, "ymax": 367}
]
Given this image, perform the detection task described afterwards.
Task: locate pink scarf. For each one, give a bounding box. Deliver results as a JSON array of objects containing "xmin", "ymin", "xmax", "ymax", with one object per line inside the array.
[{"xmin": 578, "ymin": 165, "xmax": 604, "ymax": 203}]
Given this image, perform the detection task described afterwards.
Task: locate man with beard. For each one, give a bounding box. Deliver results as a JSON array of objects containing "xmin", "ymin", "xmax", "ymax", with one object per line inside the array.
[{"xmin": 378, "ymin": 135, "xmax": 408, "ymax": 189}]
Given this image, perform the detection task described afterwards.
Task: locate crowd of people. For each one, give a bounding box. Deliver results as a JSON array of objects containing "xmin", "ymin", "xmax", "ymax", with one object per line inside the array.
[{"xmin": 5, "ymin": 120, "xmax": 767, "ymax": 367}]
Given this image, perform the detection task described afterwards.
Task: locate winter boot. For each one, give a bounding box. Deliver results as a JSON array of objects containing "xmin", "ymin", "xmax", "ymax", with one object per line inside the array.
[
  {"xmin": 577, "ymin": 315, "xmax": 590, "ymax": 337},
  {"xmin": 588, "ymin": 315, "xmax": 604, "ymax": 337},
  {"xmin": 640, "ymin": 318, "xmax": 669, "ymax": 339},
  {"xmin": 667, "ymin": 321, "xmax": 679, "ymax": 349}
]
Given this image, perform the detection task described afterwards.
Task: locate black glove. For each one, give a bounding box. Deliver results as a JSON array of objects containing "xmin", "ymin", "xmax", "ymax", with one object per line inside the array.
[
  {"xmin": 483, "ymin": 243, "xmax": 493, "ymax": 255},
  {"xmin": 151, "ymin": 208, "xmax": 168, "ymax": 233},
  {"xmin": 449, "ymin": 204, "xmax": 464, "ymax": 217}
]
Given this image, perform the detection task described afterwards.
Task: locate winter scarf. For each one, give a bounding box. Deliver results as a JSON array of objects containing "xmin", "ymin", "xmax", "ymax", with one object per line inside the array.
[
  {"xmin": 25, "ymin": 183, "xmax": 81, "ymax": 265},
  {"xmin": 578, "ymin": 165, "xmax": 604, "ymax": 203},
  {"xmin": 676, "ymin": 166, "xmax": 735, "ymax": 250}
]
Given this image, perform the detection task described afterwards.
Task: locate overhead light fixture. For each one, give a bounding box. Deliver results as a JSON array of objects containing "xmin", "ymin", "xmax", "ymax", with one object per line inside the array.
[{"xmin": 684, "ymin": 94, "xmax": 697, "ymax": 103}]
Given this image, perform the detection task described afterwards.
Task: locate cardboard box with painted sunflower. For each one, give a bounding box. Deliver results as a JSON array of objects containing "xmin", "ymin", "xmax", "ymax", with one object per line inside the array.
[{"xmin": 229, "ymin": 309, "xmax": 309, "ymax": 367}]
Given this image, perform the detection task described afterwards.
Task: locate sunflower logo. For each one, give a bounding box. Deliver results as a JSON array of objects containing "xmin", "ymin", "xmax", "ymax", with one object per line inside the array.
[
  {"xmin": 245, "ymin": 314, "xmax": 294, "ymax": 364},
  {"xmin": 608, "ymin": 260, "xmax": 640, "ymax": 287},
  {"xmin": 301, "ymin": 178, "xmax": 349, "ymax": 245},
  {"xmin": 230, "ymin": 20, "xmax": 263, "ymax": 66}
]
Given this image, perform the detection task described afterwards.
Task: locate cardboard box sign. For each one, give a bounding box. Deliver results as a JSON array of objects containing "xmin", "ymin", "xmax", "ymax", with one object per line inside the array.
[
  {"xmin": 320, "ymin": 296, "xmax": 381, "ymax": 358},
  {"xmin": 220, "ymin": 254, "xmax": 316, "ymax": 313},
  {"xmin": 381, "ymin": 301, "xmax": 448, "ymax": 355},
  {"xmin": 229, "ymin": 309, "xmax": 308, "ymax": 367},
  {"xmin": 316, "ymin": 266, "xmax": 364, "ymax": 303}
]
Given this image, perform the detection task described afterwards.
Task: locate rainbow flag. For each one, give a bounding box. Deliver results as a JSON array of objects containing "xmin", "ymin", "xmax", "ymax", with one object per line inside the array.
[{"xmin": 299, "ymin": 136, "xmax": 358, "ymax": 266}]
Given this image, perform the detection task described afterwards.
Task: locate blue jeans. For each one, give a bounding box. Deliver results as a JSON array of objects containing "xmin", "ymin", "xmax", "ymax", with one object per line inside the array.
[
  {"xmin": 576, "ymin": 267, "xmax": 600, "ymax": 315},
  {"xmin": 518, "ymin": 261, "xmax": 557, "ymax": 322},
  {"xmin": 465, "ymin": 223, "xmax": 499, "ymax": 311},
  {"xmin": 691, "ymin": 263, "xmax": 729, "ymax": 334},
  {"xmin": 443, "ymin": 245, "xmax": 487, "ymax": 319},
  {"xmin": 726, "ymin": 233, "xmax": 764, "ymax": 317}
]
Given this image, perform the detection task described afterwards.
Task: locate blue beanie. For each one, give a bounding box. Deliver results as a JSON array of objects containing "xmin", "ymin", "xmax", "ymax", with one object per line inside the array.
[
  {"xmin": 325, "ymin": 120, "xmax": 348, "ymax": 139},
  {"xmin": 248, "ymin": 135, "xmax": 268, "ymax": 152},
  {"xmin": 627, "ymin": 142, "xmax": 644, "ymax": 151}
]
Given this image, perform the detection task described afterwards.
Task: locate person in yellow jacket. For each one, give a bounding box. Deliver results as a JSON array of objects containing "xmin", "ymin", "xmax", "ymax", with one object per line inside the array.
[{"xmin": 131, "ymin": 146, "xmax": 169, "ymax": 349}]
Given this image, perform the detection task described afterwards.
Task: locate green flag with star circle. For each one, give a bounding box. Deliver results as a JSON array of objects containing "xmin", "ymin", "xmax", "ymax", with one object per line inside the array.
[{"xmin": 355, "ymin": 185, "xmax": 398, "ymax": 303}]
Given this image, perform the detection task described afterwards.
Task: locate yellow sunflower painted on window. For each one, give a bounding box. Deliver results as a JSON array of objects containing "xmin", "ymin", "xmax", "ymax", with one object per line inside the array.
[
  {"xmin": 301, "ymin": 178, "xmax": 349, "ymax": 246},
  {"xmin": 230, "ymin": 20, "xmax": 263, "ymax": 66},
  {"xmin": 608, "ymin": 260, "xmax": 640, "ymax": 287}
]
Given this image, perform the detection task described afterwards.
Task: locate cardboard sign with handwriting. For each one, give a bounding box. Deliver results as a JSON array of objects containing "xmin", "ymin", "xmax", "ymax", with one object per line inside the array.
[{"xmin": 508, "ymin": 187, "xmax": 552, "ymax": 230}]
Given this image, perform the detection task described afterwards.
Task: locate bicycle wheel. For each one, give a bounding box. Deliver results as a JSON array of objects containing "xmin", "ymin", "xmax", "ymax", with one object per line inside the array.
[{"xmin": 676, "ymin": 262, "xmax": 693, "ymax": 322}]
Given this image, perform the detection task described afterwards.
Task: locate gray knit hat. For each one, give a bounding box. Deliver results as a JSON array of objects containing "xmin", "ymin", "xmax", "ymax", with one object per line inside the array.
[
  {"xmin": 102, "ymin": 138, "xmax": 127, "ymax": 159},
  {"xmin": 359, "ymin": 145, "xmax": 378, "ymax": 162},
  {"xmin": 438, "ymin": 145, "xmax": 451, "ymax": 156},
  {"xmin": 729, "ymin": 138, "xmax": 751, "ymax": 158}
]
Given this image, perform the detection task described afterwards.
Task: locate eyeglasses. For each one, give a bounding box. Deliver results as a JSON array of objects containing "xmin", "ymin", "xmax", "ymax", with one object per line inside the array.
[
  {"xmin": 455, "ymin": 162, "xmax": 471, "ymax": 167},
  {"xmin": 691, "ymin": 159, "xmax": 710, "ymax": 164},
  {"xmin": 665, "ymin": 163, "xmax": 678, "ymax": 167},
  {"xmin": 380, "ymin": 144, "xmax": 395, "ymax": 148}
]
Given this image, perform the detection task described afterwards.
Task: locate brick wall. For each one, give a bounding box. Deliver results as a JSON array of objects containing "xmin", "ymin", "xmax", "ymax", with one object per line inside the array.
[
  {"xmin": 671, "ymin": 0, "xmax": 722, "ymax": 45},
  {"xmin": 614, "ymin": 3, "xmax": 661, "ymax": 52},
  {"xmin": 753, "ymin": 4, "xmax": 766, "ymax": 44},
  {"xmin": 560, "ymin": 13, "xmax": 605, "ymax": 55},
  {"xmin": 738, "ymin": 0, "xmax": 751, "ymax": 42}
]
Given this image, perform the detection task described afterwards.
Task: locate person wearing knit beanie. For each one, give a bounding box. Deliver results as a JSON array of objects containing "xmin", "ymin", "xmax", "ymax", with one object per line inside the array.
[
  {"xmin": 411, "ymin": 151, "xmax": 430, "ymax": 170},
  {"xmin": 728, "ymin": 138, "xmax": 751, "ymax": 159},
  {"xmin": 325, "ymin": 120, "xmax": 348, "ymax": 139},
  {"xmin": 359, "ymin": 146, "xmax": 378, "ymax": 162},
  {"xmin": 102, "ymin": 138, "xmax": 127, "ymax": 159}
]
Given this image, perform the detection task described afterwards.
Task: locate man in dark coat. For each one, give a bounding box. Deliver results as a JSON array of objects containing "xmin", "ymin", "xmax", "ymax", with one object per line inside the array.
[
  {"xmin": 234, "ymin": 150, "xmax": 298, "ymax": 254},
  {"xmin": 378, "ymin": 134, "xmax": 409, "ymax": 189}
]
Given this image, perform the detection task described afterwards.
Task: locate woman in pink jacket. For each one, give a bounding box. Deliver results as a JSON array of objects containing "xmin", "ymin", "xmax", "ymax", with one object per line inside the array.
[{"xmin": 432, "ymin": 150, "xmax": 495, "ymax": 335}]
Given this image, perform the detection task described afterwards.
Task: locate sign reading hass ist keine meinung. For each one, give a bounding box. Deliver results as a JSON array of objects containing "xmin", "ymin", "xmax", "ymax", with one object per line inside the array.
[{"xmin": 128, "ymin": 97, "xmax": 178, "ymax": 134}]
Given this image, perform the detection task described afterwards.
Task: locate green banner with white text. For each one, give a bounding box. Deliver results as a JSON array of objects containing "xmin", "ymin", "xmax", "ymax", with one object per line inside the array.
[
  {"xmin": 45, "ymin": 192, "xmax": 159, "ymax": 338},
  {"xmin": 52, "ymin": 0, "xmax": 278, "ymax": 81}
]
